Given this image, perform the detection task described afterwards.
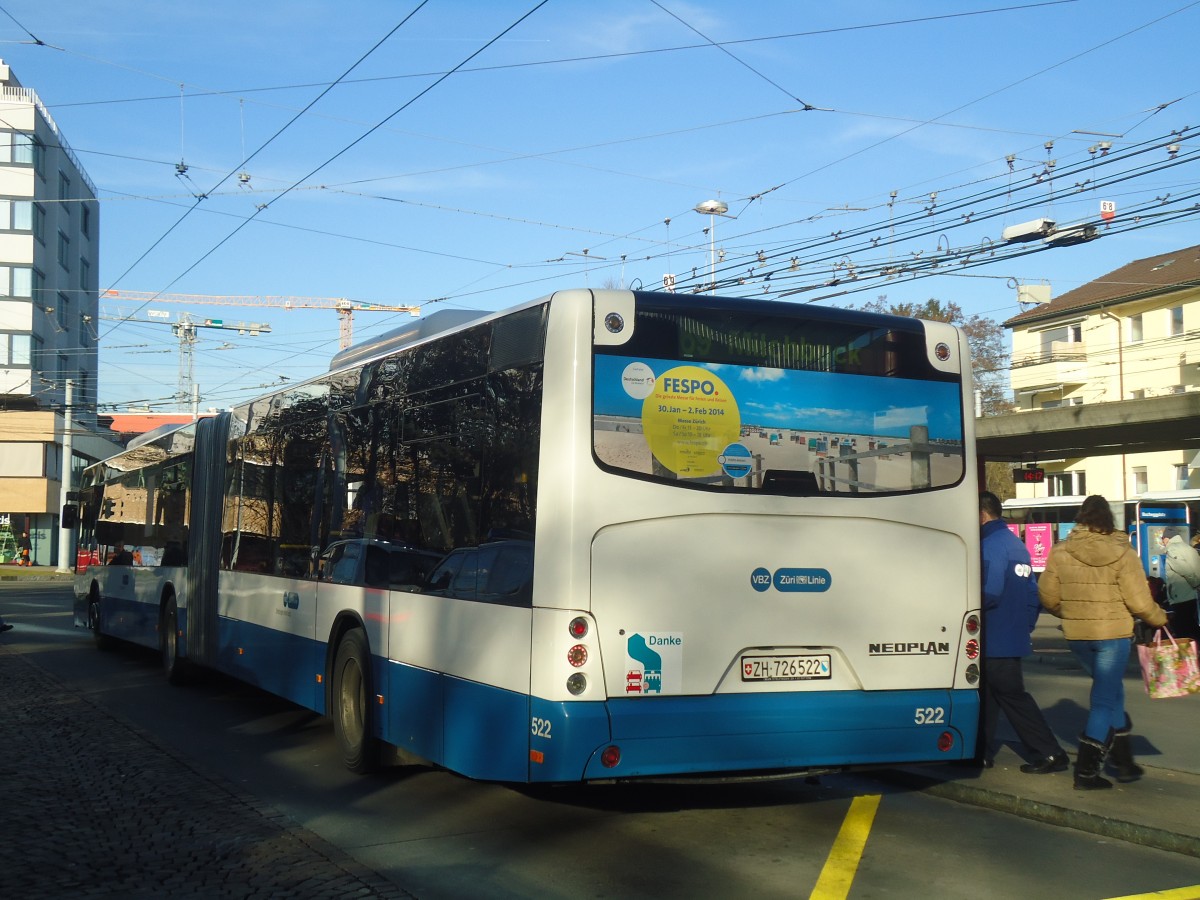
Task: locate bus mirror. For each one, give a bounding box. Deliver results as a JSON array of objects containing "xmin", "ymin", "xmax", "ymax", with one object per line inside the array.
[{"xmin": 61, "ymin": 505, "xmax": 79, "ymax": 528}]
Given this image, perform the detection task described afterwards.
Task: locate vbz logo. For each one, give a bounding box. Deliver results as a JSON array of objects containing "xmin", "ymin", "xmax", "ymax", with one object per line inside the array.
[{"xmin": 751, "ymin": 567, "xmax": 772, "ymax": 593}]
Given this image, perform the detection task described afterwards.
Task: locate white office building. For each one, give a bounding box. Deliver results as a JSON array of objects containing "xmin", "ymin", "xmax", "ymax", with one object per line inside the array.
[{"xmin": 0, "ymin": 59, "xmax": 119, "ymax": 567}]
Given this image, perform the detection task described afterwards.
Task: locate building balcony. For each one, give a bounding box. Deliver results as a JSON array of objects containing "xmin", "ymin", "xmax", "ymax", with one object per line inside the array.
[{"xmin": 1010, "ymin": 342, "xmax": 1089, "ymax": 393}]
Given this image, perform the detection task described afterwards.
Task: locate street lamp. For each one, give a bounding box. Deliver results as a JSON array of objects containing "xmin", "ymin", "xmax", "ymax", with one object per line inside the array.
[{"xmin": 694, "ymin": 199, "xmax": 728, "ymax": 292}]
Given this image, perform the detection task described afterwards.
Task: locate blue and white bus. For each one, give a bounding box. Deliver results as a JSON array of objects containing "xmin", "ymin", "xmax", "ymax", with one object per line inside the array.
[{"xmin": 74, "ymin": 289, "xmax": 981, "ymax": 782}]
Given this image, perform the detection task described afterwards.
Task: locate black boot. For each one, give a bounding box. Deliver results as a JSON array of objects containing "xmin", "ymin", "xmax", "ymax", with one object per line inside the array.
[
  {"xmin": 1106, "ymin": 720, "xmax": 1144, "ymax": 783},
  {"xmin": 1074, "ymin": 735, "xmax": 1113, "ymax": 791}
]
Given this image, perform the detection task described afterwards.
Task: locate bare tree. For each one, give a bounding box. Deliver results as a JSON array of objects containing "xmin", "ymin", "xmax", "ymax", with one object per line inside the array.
[{"xmin": 855, "ymin": 296, "xmax": 1012, "ymax": 416}]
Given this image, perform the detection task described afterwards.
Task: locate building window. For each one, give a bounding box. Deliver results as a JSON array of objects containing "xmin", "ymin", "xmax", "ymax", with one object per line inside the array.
[
  {"xmin": 1175, "ymin": 464, "xmax": 1190, "ymax": 490},
  {"xmin": 1170, "ymin": 306, "xmax": 1184, "ymax": 337},
  {"xmin": 11, "ymin": 131, "xmax": 34, "ymax": 164},
  {"xmin": 1039, "ymin": 322, "xmax": 1083, "ymax": 352},
  {"xmin": 0, "ymin": 266, "xmax": 38, "ymax": 298},
  {"xmin": 0, "ymin": 333, "xmax": 32, "ymax": 365},
  {"xmin": 57, "ymin": 232, "xmax": 70, "ymax": 271},
  {"xmin": 0, "ymin": 198, "xmax": 33, "ymax": 231},
  {"xmin": 79, "ymin": 258, "xmax": 89, "ymax": 291},
  {"xmin": 1133, "ymin": 467, "xmax": 1149, "ymax": 494},
  {"xmin": 57, "ymin": 292, "xmax": 69, "ymax": 330},
  {"xmin": 81, "ymin": 204, "xmax": 91, "ymax": 238},
  {"xmin": 1130, "ymin": 313, "xmax": 1143, "ymax": 343},
  {"xmin": 32, "ymin": 203, "xmax": 45, "ymax": 243},
  {"xmin": 1047, "ymin": 472, "xmax": 1084, "ymax": 497},
  {"xmin": 13, "ymin": 266, "xmax": 32, "ymax": 298},
  {"xmin": 58, "ymin": 172, "xmax": 71, "ymax": 217}
]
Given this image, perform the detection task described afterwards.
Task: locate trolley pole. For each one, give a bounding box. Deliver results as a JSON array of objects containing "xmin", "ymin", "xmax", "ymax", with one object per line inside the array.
[{"xmin": 56, "ymin": 378, "xmax": 74, "ymax": 573}]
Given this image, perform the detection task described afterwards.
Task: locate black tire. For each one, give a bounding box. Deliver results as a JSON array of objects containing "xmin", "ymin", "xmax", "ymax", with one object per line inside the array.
[
  {"xmin": 160, "ymin": 596, "xmax": 187, "ymax": 685},
  {"xmin": 331, "ymin": 627, "xmax": 380, "ymax": 773},
  {"xmin": 88, "ymin": 590, "xmax": 113, "ymax": 651}
]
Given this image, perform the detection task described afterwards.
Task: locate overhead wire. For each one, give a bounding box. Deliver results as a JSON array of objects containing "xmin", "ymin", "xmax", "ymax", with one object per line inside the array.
[
  {"xmin": 36, "ymin": 1, "xmax": 1085, "ymax": 111},
  {"xmin": 11, "ymin": 0, "xmax": 1200, "ymax": 412},
  {"xmin": 98, "ymin": 0, "xmax": 436, "ymax": 333},
  {"xmin": 131, "ymin": 0, "xmax": 553, "ymax": 339}
]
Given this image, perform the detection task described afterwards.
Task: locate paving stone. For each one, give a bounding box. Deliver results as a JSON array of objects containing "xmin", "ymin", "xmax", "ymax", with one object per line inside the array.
[{"xmin": 0, "ymin": 648, "xmax": 412, "ymax": 899}]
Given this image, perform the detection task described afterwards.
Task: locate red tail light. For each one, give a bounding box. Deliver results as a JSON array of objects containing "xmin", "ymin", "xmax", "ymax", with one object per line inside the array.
[{"xmin": 600, "ymin": 745, "xmax": 621, "ymax": 768}]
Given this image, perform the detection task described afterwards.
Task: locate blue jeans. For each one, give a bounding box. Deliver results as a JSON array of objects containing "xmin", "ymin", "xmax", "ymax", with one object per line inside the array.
[{"xmin": 1068, "ymin": 638, "xmax": 1131, "ymax": 743}]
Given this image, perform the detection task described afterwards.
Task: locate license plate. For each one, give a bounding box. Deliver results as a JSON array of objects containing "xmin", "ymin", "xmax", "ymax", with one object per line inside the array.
[{"xmin": 741, "ymin": 654, "xmax": 831, "ymax": 681}]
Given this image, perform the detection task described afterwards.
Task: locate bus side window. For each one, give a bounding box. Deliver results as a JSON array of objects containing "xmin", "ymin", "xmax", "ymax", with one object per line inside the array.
[
  {"xmin": 425, "ymin": 554, "xmax": 461, "ymax": 595},
  {"xmin": 484, "ymin": 543, "xmax": 533, "ymax": 606},
  {"xmin": 451, "ymin": 551, "xmax": 484, "ymax": 601},
  {"xmin": 364, "ymin": 546, "xmax": 389, "ymax": 588}
]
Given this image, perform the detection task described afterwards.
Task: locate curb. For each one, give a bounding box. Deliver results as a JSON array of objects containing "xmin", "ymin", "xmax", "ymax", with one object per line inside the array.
[
  {"xmin": 0, "ymin": 573, "xmax": 75, "ymax": 582},
  {"xmin": 870, "ymin": 767, "xmax": 1200, "ymax": 859}
]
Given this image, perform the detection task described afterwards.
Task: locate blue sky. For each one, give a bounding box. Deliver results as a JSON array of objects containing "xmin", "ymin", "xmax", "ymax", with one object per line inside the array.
[{"xmin": 5, "ymin": 0, "xmax": 1199, "ymax": 411}]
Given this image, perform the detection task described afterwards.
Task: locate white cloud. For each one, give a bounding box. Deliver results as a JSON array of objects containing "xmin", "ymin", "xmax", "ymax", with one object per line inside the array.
[{"xmin": 739, "ymin": 366, "xmax": 785, "ymax": 383}]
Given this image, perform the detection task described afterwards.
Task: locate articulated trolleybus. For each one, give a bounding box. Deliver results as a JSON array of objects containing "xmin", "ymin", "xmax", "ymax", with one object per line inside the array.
[{"xmin": 73, "ymin": 289, "xmax": 981, "ymax": 782}]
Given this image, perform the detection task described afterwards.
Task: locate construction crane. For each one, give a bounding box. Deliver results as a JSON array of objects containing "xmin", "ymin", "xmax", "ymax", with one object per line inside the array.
[
  {"xmin": 100, "ymin": 309, "xmax": 271, "ymax": 413},
  {"xmin": 101, "ymin": 290, "xmax": 421, "ymax": 350}
]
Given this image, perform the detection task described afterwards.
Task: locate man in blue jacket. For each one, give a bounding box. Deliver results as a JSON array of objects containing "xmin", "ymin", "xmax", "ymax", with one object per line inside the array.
[{"xmin": 980, "ymin": 492, "xmax": 1068, "ymax": 773}]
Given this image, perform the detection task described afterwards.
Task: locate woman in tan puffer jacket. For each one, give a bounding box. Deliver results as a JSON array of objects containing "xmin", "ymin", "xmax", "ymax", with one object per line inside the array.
[{"xmin": 1038, "ymin": 495, "xmax": 1166, "ymax": 790}]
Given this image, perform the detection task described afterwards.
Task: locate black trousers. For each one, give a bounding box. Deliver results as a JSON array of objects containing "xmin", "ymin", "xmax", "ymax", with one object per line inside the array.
[
  {"xmin": 1169, "ymin": 598, "xmax": 1200, "ymax": 642},
  {"xmin": 982, "ymin": 657, "xmax": 1060, "ymax": 760}
]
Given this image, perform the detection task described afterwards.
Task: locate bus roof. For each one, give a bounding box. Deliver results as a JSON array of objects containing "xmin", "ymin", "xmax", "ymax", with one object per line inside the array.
[
  {"xmin": 1002, "ymin": 495, "xmax": 1087, "ymax": 509},
  {"xmin": 1003, "ymin": 491, "xmax": 1200, "ymax": 509}
]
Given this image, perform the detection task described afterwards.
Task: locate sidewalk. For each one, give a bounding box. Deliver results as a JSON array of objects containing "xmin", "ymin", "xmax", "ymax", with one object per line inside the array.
[
  {"xmin": 0, "ymin": 564, "xmax": 74, "ymax": 582},
  {"xmin": 873, "ymin": 614, "xmax": 1200, "ymax": 859}
]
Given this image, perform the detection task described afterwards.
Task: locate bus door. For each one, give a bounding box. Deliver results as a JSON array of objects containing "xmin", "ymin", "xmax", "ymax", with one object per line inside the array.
[
  {"xmin": 1132, "ymin": 501, "xmax": 1190, "ymax": 576},
  {"xmin": 186, "ymin": 412, "xmax": 233, "ymax": 668}
]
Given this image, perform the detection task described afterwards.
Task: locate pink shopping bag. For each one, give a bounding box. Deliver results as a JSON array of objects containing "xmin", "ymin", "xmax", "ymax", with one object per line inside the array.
[{"xmin": 1137, "ymin": 627, "xmax": 1200, "ymax": 699}]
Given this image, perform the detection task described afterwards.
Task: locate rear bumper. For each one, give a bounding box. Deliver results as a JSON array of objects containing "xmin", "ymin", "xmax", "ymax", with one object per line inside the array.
[{"xmin": 530, "ymin": 687, "xmax": 978, "ymax": 782}]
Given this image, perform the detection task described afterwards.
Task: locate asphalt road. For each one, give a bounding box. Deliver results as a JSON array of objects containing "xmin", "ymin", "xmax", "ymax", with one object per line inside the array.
[{"xmin": 3, "ymin": 581, "xmax": 1198, "ymax": 900}]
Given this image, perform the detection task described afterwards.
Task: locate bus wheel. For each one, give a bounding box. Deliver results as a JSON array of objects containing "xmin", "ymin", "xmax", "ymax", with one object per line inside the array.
[
  {"xmin": 160, "ymin": 596, "xmax": 187, "ymax": 685},
  {"xmin": 332, "ymin": 627, "xmax": 380, "ymax": 773},
  {"xmin": 88, "ymin": 591, "xmax": 113, "ymax": 651}
]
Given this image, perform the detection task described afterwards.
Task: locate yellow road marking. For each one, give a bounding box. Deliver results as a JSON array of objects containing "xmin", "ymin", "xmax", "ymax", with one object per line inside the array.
[
  {"xmin": 1104, "ymin": 888, "xmax": 1200, "ymax": 900},
  {"xmin": 809, "ymin": 794, "xmax": 881, "ymax": 900}
]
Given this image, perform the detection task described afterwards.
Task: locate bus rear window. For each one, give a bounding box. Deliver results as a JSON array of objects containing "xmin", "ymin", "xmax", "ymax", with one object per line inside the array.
[{"xmin": 592, "ymin": 296, "xmax": 965, "ymax": 495}]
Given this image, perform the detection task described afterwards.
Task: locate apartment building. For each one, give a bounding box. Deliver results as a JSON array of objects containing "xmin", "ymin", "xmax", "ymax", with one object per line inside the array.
[
  {"xmin": 0, "ymin": 59, "xmax": 119, "ymax": 566},
  {"xmin": 1004, "ymin": 244, "xmax": 1200, "ymax": 505}
]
